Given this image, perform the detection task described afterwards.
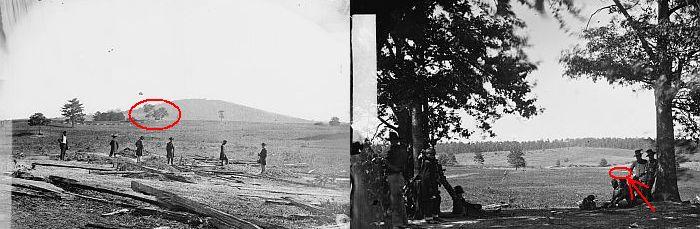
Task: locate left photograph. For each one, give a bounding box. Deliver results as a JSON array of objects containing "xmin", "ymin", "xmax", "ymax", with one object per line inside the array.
[{"xmin": 0, "ymin": 0, "xmax": 350, "ymax": 228}]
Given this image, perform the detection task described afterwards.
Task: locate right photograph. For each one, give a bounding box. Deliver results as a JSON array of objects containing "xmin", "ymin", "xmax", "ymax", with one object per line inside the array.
[{"xmin": 349, "ymin": 0, "xmax": 700, "ymax": 228}]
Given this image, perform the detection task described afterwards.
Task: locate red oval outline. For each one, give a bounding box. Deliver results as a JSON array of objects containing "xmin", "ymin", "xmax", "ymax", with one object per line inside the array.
[
  {"xmin": 608, "ymin": 166, "xmax": 632, "ymax": 180},
  {"xmin": 128, "ymin": 99, "xmax": 182, "ymax": 131}
]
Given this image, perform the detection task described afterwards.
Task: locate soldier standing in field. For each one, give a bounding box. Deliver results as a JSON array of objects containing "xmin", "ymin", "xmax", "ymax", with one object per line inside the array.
[
  {"xmin": 258, "ymin": 143, "xmax": 267, "ymax": 174},
  {"xmin": 58, "ymin": 131, "xmax": 68, "ymax": 160},
  {"xmin": 166, "ymin": 137, "xmax": 175, "ymax": 165},
  {"xmin": 109, "ymin": 134, "xmax": 119, "ymax": 157},
  {"xmin": 135, "ymin": 136, "xmax": 144, "ymax": 163},
  {"xmin": 418, "ymin": 148, "xmax": 443, "ymax": 223},
  {"xmin": 220, "ymin": 140, "xmax": 229, "ymax": 166}
]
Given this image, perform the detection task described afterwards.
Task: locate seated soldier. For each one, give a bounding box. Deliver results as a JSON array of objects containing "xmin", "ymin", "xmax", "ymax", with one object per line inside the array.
[
  {"xmin": 604, "ymin": 179, "xmax": 633, "ymax": 208},
  {"xmin": 451, "ymin": 185, "xmax": 482, "ymax": 216},
  {"xmin": 578, "ymin": 195, "xmax": 596, "ymax": 210}
]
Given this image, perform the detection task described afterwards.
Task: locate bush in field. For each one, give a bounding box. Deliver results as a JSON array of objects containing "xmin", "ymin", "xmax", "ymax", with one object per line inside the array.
[
  {"xmin": 555, "ymin": 159, "xmax": 561, "ymax": 167},
  {"xmin": 438, "ymin": 152, "xmax": 457, "ymax": 166},
  {"xmin": 27, "ymin": 113, "xmax": 51, "ymax": 134},
  {"xmin": 507, "ymin": 148, "xmax": 526, "ymax": 170},
  {"xmin": 598, "ymin": 158, "xmax": 609, "ymax": 167},
  {"xmin": 473, "ymin": 151, "xmax": 485, "ymax": 165},
  {"xmin": 329, "ymin": 117, "xmax": 341, "ymax": 126},
  {"xmin": 93, "ymin": 111, "xmax": 125, "ymax": 121}
]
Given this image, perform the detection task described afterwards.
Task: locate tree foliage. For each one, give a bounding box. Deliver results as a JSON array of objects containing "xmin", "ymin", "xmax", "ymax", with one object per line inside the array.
[
  {"xmin": 329, "ymin": 117, "xmax": 341, "ymax": 126},
  {"xmin": 507, "ymin": 148, "xmax": 526, "ymax": 169},
  {"xmin": 93, "ymin": 111, "xmax": 125, "ymax": 121},
  {"xmin": 145, "ymin": 107, "xmax": 169, "ymax": 120},
  {"xmin": 61, "ymin": 98, "xmax": 85, "ymax": 128},
  {"xmin": 598, "ymin": 158, "xmax": 609, "ymax": 167},
  {"xmin": 376, "ymin": 0, "xmax": 541, "ymax": 145},
  {"xmin": 473, "ymin": 151, "xmax": 485, "ymax": 164},
  {"xmin": 27, "ymin": 113, "xmax": 51, "ymax": 134}
]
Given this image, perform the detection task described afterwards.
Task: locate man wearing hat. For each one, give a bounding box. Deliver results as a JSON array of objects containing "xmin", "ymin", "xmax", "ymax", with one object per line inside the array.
[
  {"xmin": 385, "ymin": 132, "xmax": 408, "ymax": 226},
  {"xmin": 418, "ymin": 147, "xmax": 443, "ymax": 223},
  {"xmin": 58, "ymin": 131, "xmax": 68, "ymax": 160},
  {"xmin": 135, "ymin": 136, "xmax": 144, "ymax": 163},
  {"xmin": 166, "ymin": 137, "xmax": 175, "ymax": 165},
  {"xmin": 630, "ymin": 149, "xmax": 648, "ymax": 180},
  {"xmin": 109, "ymin": 134, "xmax": 119, "ymax": 157},
  {"xmin": 451, "ymin": 185, "xmax": 482, "ymax": 216}
]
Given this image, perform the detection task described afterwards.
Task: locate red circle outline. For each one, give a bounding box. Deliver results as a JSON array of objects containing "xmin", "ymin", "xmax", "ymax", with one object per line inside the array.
[
  {"xmin": 128, "ymin": 99, "xmax": 182, "ymax": 131},
  {"xmin": 608, "ymin": 166, "xmax": 632, "ymax": 180}
]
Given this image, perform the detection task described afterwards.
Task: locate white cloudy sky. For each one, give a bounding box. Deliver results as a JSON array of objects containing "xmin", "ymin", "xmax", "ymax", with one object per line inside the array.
[
  {"xmin": 467, "ymin": 1, "xmax": 656, "ymax": 142},
  {"xmin": 0, "ymin": 0, "xmax": 349, "ymax": 122}
]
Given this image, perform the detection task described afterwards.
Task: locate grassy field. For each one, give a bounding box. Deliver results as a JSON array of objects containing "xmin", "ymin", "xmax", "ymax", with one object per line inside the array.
[
  {"xmin": 440, "ymin": 147, "xmax": 700, "ymax": 211},
  {"xmin": 12, "ymin": 120, "xmax": 349, "ymax": 177}
]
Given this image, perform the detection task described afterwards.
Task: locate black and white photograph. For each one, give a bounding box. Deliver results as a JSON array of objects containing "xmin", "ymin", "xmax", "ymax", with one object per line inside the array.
[
  {"xmin": 349, "ymin": 0, "xmax": 700, "ymax": 228},
  {"xmin": 0, "ymin": 0, "xmax": 350, "ymax": 228}
]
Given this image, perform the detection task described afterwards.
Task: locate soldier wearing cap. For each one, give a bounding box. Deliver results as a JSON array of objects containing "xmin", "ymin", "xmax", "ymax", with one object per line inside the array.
[
  {"xmin": 166, "ymin": 137, "xmax": 175, "ymax": 165},
  {"xmin": 220, "ymin": 140, "xmax": 229, "ymax": 166},
  {"xmin": 385, "ymin": 132, "xmax": 408, "ymax": 226},
  {"xmin": 630, "ymin": 149, "xmax": 648, "ymax": 181},
  {"xmin": 109, "ymin": 134, "xmax": 119, "ymax": 157},
  {"xmin": 451, "ymin": 185, "xmax": 482, "ymax": 216},
  {"xmin": 258, "ymin": 143, "xmax": 267, "ymax": 174}
]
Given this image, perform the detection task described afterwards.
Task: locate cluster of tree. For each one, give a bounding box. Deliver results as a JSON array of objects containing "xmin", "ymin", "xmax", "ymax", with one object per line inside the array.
[
  {"xmin": 142, "ymin": 104, "xmax": 168, "ymax": 120},
  {"xmin": 27, "ymin": 113, "xmax": 51, "ymax": 134},
  {"xmin": 61, "ymin": 98, "xmax": 85, "ymax": 127},
  {"xmin": 436, "ymin": 137, "xmax": 655, "ymax": 155},
  {"xmin": 93, "ymin": 111, "xmax": 125, "ymax": 121}
]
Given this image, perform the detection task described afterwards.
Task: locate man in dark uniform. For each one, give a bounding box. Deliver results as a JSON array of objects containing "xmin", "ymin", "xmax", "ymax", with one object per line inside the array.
[
  {"xmin": 59, "ymin": 131, "xmax": 68, "ymax": 160},
  {"xmin": 604, "ymin": 179, "xmax": 633, "ymax": 208},
  {"xmin": 109, "ymin": 134, "xmax": 119, "ymax": 157},
  {"xmin": 166, "ymin": 137, "xmax": 175, "ymax": 165},
  {"xmin": 644, "ymin": 149, "xmax": 658, "ymax": 200},
  {"xmin": 135, "ymin": 136, "xmax": 144, "ymax": 163},
  {"xmin": 451, "ymin": 185, "xmax": 482, "ymax": 216},
  {"xmin": 258, "ymin": 143, "xmax": 267, "ymax": 174},
  {"xmin": 385, "ymin": 132, "xmax": 407, "ymax": 226},
  {"xmin": 418, "ymin": 148, "xmax": 442, "ymax": 223},
  {"xmin": 220, "ymin": 140, "xmax": 229, "ymax": 166}
]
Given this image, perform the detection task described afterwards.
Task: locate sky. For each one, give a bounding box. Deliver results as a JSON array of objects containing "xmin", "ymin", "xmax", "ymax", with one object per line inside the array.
[
  {"xmin": 0, "ymin": 0, "xmax": 349, "ymax": 122},
  {"xmin": 465, "ymin": 1, "xmax": 657, "ymax": 142}
]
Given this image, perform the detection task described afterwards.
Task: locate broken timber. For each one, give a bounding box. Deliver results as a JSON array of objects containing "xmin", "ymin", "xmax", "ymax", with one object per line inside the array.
[
  {"xmin": 281, "ymin": 197, "xmax": 328, "ymax": 215},
  {"xmin": 131, "ymin": 181, "xmax": 262, "ymax": 229},
  {"xmin": 47, "ymin": 175, "xmax": 160, "ymax": 206},
  {"xmin": 31, "ymin": 162, "xmax": 114, "ymax": 171},
  {"xmin": 91, "ymin": 170, "xmax": 145, "ymax": 175},
  {"xmin": 132, "ymin": 207, "xmax": 206, "ymax": 227}
]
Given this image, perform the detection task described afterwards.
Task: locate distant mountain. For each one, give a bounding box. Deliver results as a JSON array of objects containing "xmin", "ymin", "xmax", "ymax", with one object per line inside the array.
[{"xmin": 130, "ymin": 99, "xmax": 313, "ymax": 123}]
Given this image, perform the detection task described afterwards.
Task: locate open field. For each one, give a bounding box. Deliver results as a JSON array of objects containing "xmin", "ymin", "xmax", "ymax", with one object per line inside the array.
[
  {"xmin": 12, "ymin": 120, "xmax": 349, "ymax": 178},
  {"xmin": 8, "ymin": 120, "xmax": 350, "ymax": 229}
]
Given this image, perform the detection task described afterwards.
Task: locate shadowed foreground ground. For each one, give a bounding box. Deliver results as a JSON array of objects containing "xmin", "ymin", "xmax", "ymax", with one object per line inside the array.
[{"xmin": 404, "ymin": 202, "xmax": 700, "ymax": 228}]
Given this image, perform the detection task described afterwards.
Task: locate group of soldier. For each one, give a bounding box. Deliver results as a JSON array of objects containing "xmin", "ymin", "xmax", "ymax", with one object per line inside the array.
[
  {"xmin": 580, "ymin": 149, "xmax": 659, "ymax": 210},
  {"xmin": 383, "ymin": 132, "xmax": 481, "ymax": 225},
  {"xmin": 57, "ymin": 131, "xmax": 268, "ymax": 173}
]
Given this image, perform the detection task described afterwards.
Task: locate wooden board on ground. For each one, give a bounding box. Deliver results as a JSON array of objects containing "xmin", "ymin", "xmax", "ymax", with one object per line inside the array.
[
  {"xmin": 47, "ymin": 175, "xmax": 160, "ymax": 206},
  {"xmin": 131, "ymin": 181, "xmax": 263, "ymax": 229},
  {"xmin": 31, "ymin": 162, "xmax": 114, "ymax": 171}
]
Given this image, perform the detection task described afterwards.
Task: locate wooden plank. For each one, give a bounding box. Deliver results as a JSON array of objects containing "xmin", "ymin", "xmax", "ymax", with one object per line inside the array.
[
  {"xmin": 9, "ymin": 178, "xmax": 73, "ymax": 199},
  {"xmin": 101, "ymin": 209, "xmax": 129, "ymax": 216},
  {"xmin": 31, "ymin": 162, "xmax": 114, "ymax": 171},
  {"xmin": 47, "ymin": 175, "xmax": 160, "ymax": 206},
  {"xmin": 91, "ymin": 171, "xmax": 145, "ymax": 175},
  {"xmin": 131, "ymin": 181, "xmax": 263, "ymax": 229},
  {"xmin": 72, "ymin": 192, "xmax": 139, "ymax": 208},
  {"xmin": 131, "ymin": 207, "xmax": 205, "ymax": 227},
  {"xmin": 281, "ymin": 197, "xmax": 328, "ymax": 215}
]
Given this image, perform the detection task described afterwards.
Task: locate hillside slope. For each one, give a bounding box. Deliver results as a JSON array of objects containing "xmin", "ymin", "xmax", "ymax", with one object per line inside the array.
[{"xmin": 131, "ymin": 99, "xmax": 312, "ymax": 123}]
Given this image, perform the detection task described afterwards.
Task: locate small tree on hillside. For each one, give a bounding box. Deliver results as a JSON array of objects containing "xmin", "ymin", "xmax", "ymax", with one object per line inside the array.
[
  {"xmin": 28, "ymin": 113, "xmax": 51, "ymax": 134},
  {"xmin": 329, "ymin": 117, "xmax": 341, "ymax": 126},
  {"xmin": 218, "ymin": 110, "xmax": 225, "ymax": 122},
  {"xmin": 507, "ymin": 148, "xmax": 526, "ymax": 170},
  {"xmin": 61, "ymin": 98, "xmax": 85, "ymax": 128},
  {"xmin": 473, "ymin": 152, "xmax": 485, "ymax": 165},
  {"xmin": 599, "ymin": 158, "xmax": 609, "ymax": 167}
]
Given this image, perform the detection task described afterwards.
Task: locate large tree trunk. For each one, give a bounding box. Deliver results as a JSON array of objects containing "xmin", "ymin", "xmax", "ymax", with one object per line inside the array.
[
  {"xmin": 411, "ymin": 102, "xmax": 425, "ymax": 175},
  {"xmin": 652, "ymin": 78, "xmax": 682, "ymax": 202},
  {"xmin": 394, "ymin": 106, "xmax": 413, "ymax": 179}
]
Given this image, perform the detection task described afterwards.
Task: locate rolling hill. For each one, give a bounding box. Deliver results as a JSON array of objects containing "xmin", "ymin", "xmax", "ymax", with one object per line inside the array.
[{"xmin": 130, "ymin": 99, "xmax": 313, "ymax": 123}]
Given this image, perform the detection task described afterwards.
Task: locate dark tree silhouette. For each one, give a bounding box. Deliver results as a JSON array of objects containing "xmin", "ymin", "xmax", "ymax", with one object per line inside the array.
[{"xmin": 27, "ymin": 113, "xmax": 51, "ymax": 134}]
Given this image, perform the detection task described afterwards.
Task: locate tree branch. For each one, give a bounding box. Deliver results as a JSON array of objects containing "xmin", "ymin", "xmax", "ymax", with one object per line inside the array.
[
  {"xmin": 377, "ymin": 116, "xmax": 399, "ymax": 131},
  {"xmin": 612, "ymin": 0, "xmax": 656, "ymax": 59},
  {"xmin": 586, "ymin": 5, "xmax": 615, "ymax": 30},
  {"xmin": 669, "ymin": 0, "xmax": 699, "ymax": 15}
]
